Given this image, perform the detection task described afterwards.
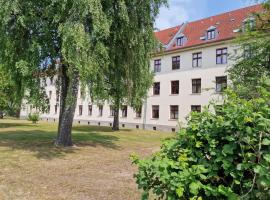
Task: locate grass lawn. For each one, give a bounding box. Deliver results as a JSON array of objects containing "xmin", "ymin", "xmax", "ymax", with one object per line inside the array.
[{"xmin": 0, "ymin": 119, "xmax": 174, "ymax": 200}]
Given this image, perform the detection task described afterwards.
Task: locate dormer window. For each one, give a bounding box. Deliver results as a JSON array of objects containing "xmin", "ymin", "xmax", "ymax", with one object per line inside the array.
[
  {"xmin": 206, "ymin": 26, "xmax": 217, "ymax": 40},
  {"xmin": 176, "ymin": 37, "xmax": 184, "ymax": 46},
  {"xmin": 243, "ymin": 17, "xmax": 255, "ymax": 32},
  {"xmin": 207, "ymin": 29, "xmax": 216, "ymax": 40}
]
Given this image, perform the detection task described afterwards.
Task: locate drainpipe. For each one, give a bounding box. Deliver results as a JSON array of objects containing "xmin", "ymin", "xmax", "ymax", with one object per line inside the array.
[{"xmin": 142, "ymin": 98, "xmax": 147, "ymax": 130}]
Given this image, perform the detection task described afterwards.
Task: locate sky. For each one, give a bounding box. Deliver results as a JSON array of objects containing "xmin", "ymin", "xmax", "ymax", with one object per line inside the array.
[{"xmin": 155, "ymin": 0, "xmax": 259, "ymax": 30}]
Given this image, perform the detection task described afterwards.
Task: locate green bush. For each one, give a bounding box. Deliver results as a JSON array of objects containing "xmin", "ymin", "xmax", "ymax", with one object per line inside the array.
[
  {"xmin": 132, "ymin": 87, "xmax": 270, "ymax": 200},
  {"xmin": 28, "ymin": 113, "xmax": 40, "ymax": 124}
]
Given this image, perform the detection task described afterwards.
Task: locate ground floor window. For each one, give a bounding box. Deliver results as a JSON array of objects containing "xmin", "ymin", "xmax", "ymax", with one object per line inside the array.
[
  {"xmin": 191, "ymin": 105, "xmax": 201, "ymax": 113},
  {"xmin": 98, "ymin": 105, "xmax": 103, "ymax": 116},
  {"xmin": 78, "ymin": 105, "xmax": 83, "ymax": 116},
  {"xmin": 122, "ymin": 105, "xmax": 127, "ymax": 118}
]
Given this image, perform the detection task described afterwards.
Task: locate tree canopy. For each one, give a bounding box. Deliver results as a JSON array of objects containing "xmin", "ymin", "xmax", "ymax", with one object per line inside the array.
[{"xmin": 0, "ymin": 0, "xmax": 166, "ymax": 145}]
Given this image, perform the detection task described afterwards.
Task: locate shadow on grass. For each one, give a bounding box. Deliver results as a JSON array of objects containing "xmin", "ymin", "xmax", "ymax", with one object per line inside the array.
[
  {"xmin": 0, "ymin": 127, "xmax": 120, "ymax": 160},
  {"xmin": 0, "ymin": 122, "xmax": 32, "ymax": 128},
  {"xmin": 72, "ymin": 125, "xmax": 132, "ymax": 133}
]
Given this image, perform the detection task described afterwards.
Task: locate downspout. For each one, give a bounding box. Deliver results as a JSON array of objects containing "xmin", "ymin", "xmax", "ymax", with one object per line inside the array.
[{"xmin": 142, "ymin": 98, "xmax": 147, "ymax": 130}]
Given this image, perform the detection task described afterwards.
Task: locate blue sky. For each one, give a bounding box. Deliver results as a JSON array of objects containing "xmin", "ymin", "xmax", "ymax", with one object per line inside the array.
[{"xmin": 155, "ymin": 0, "xmax": 259, "ymax": 30}]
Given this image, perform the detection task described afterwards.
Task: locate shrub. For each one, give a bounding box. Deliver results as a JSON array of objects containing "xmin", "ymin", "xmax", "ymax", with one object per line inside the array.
[
  {"xmin": 132, "ymin": 87, "xmax": 270, "ymax": 200},
  {"xmin": 28, "ymin": 113, "xmax": 40, "ymax": 124}
]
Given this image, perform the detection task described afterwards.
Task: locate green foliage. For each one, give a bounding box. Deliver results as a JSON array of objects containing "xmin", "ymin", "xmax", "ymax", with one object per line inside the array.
[
  {"xmin": 229, "ymin": 1, "xmax": 270, "ymax": 98},
  {"xmin": 28, "ymin": 113, "xmax": 40, "ymax": 124},
  {"xmin": 132, "ymin": 86, "xmax": 270, "ymax": 200}
]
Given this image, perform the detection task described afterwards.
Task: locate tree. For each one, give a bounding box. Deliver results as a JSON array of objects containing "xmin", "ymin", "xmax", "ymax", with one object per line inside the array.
[
  {"xmin": 132, "ymin": 86, "xmax": 270, "ymax": 199},
  {"xmin": 229, "ymin": 1, "xmax": 270, "ymax": 98},
  {"xmin": 0, "ymin": 65, "xmax": 20, "ymax": 118},
  {"xmin": 0, "ymin": 0, "xmax": 110, "ymax": 146},
  {"xmin": 0, "ymin": 0, "xmax": 166, "ymax": 145},
  {"xmin": 90, "ymin": 0, "xmax": 166, "ymax": 131}
]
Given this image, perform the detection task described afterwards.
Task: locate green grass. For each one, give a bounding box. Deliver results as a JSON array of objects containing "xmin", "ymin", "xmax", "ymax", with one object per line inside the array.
[{"xmin": 0, "ymin": 119, "xmax": 174, "ymax": 200}]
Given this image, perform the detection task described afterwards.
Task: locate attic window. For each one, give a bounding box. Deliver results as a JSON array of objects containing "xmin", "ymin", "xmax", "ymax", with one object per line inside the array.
[
  {"xmin": 243, "ymin": 17, "xmax": 255, "ymax": 32},
  {"xmin": 176, "ymin": 37, "xmax": 184, "ymax": 46},
  {"xmin": 207, "ymin": 29, "xmax": 216, "ymax": 40}
]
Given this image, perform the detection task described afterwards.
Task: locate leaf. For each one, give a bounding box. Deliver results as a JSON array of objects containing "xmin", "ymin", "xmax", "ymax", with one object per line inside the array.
[
  {"xmin": 262, "ymin": 138, "xmax": 270, "ymax": 145},
  {"xmin": 189, "ymin": 182, "xmax": 201, "ymax": 195},
  {"xmin": 176, "ymin": 187, "xmax": 184, "ymax": 197},
  {"xmin": 263, "ymin": 154, "xmax": 270, "ymax": 163}
]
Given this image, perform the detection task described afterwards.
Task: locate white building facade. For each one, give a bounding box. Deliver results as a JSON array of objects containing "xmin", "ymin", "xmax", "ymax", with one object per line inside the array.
[{"xmin": 20, "ymin": 5, "xmax": 263, "ymax": 132}]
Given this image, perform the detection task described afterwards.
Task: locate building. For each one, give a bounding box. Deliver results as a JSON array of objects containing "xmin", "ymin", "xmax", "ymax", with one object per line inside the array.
[{"xmin": 20, "ymin": 4, "xmax": 263, "ymax": 132}]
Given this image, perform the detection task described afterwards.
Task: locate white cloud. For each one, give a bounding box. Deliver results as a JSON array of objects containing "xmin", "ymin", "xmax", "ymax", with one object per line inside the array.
[{"xmin": 155, "ymin": 0, "xmax": 208, "ymax": 30}]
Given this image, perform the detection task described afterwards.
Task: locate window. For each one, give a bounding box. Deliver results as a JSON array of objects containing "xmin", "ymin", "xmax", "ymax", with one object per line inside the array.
[
  {"xmin": 192, "ymin": 79, "xmax": 201, "ymax": 94},
  {"xmin": 216, "ymin": 48, "xmax": 228, "ymax": 64},
  {"xmin": 110, "ymin": 106, "xmax": 115, "ymax": 117},
  {"xmin": 47, "ymin": 105, "xmax": 50, "ymax": 114},
  {"xmin": 79, "ymin": 105, "xmax": 83, "ymax": 116},
  {"xmin": 207, "ymin": 29, "xmax": 216, "ymax": 40},
  {"xmin": 56, "ymin": 90, "xmax": 59, "ymax": 102},
  {"xmin": 192, "ymin": 52, "xmax": 202, "ymax": 67},
  {"xmin": 153, "ymin": 82, "xmax": 160, "ymax": 95},
  {"xmin": 98, "ymin": 105, "xmax": 103, "ymax": 116},
  {"xmin": 54, "ymin": 105, "xmax": 58, "ymax": 114},
  {"xmin": 88, "ymin": 105, "xmax": 92, "ymax": 116},
  {"xmin": 152, "ymin": 105, "xmax": 159, "ymax": 119},
  {"xmin": 49, "ymin": 91, "xmax": 52, "ymax": 99},
  {"xmin": 216, "ymin": 76, "xmax": 227, "ymax": 92},
  {"xmin": 154, "ymin": 59, "xmax": 161, "ymax": 73},
  {"xmin": 170, "ymin": 105, "xmax": 179, "ymax": 119},
  {"xmin": 243, "ymin": 18, "xmax": 255, "ymax": 32},
  {"xmin": 122, "ymin": 106, "xmax": 127, "ymax": 118},
  {"xmin": 177, "ymin": 37, "xmax": 184, "ymax": 46},
  {"xmin": 80, "ymin": 91, "xmax": 84, "ymax": 99},
  {"xmin": 135, "ymin": 107, "xmax": 142, "ymax": 118},
  {"xmin": 171, "ymin": 81, "xmax": 179, "ymax": 95},
  {"xmin": 191, "ymin": 105, "xmax": 201, "ymax": 113},
  {"xmin": 172, "ymin": 56, "xmax": 180, "ymax": 70}
]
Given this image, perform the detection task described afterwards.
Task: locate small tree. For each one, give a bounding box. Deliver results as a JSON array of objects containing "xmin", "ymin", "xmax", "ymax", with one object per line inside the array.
[{"xmin": 132, "ymin": 85, "xmax": 270, "ymax": 199}]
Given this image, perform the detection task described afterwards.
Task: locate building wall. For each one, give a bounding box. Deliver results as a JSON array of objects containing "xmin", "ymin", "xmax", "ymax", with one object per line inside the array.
[{"xmin": 20, "ymin": 41, "xmax": 236, "ymax": 132}]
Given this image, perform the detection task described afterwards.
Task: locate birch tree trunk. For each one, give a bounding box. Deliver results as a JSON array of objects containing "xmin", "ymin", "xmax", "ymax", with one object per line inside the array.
[
  {"xmin": 112, "ymin": 99, "xmax": 120, "ymax": 131},
  {"xmin": 55, "ymin": 65, "xmax": 79, "ymax": 146}
]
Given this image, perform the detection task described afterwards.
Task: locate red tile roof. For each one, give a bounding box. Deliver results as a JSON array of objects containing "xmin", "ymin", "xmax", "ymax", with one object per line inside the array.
[
  {"xmin": 154, "ymin": 25, "xmax": 182, "ymax": 45},
  {"xmin": 155, "ymin": 4, "xmax": 264, "ymax": 51}
]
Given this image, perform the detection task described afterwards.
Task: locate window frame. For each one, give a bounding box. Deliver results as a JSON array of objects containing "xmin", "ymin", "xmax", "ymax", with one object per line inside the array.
[
  {"xmin": 78, "ymin": 105, "xmax": 83, "ymax": 116},
  {"xmin": 153, "ymin": 82, "xmax": 160, "ymax": 95},
  {"xmin": 88, "ymin": 105, "xmax": 92, "ymax": 116},
  {"xmin": 171, "ymin": 80, "xmax": 179, "ymax": 95},
  {"xmin": 152, "ymin": 105, "xmax": 159, "ymax": 119},
  {"xmin": 216, "ymin": 48, "xmax": 228, "ymax": 64},
  {"xmin": 192, "ymin": 52, "xmax": 202, "ymax": 67},
  {"xmin": 98, "ymin": 105, "xmax": 103, "ymax": 116},
  {"xmin": 172, "ymin": 56, "xmax": 180, "ymax": 70},
  {"xmin": 207, "ymin": 29, "xmax": 216, "ymax": 40},
  {"xmin": 191, "ymin": 105, "xmax": 202, "ymax": 113},
  {"xmin": 121, "ymin": 105, "xmax": 128, "ymax": 118},
  {"xmin": 192, "ymin": 79, "xmax": 201, "ymax": 94},
  {"xmin": 176, "ymin": 37, "xmax": 184, "ymax": 46},
  {"xmin": 170, "ymin": 105, "xmax": 179, "ymax": 120},
  {"xmin": 216, "ymin": 76, "xmax": 227, "ymax": 93},
  {"xmin": 154, "ymin": 59, "xmax": 161, "ymax": 73}
]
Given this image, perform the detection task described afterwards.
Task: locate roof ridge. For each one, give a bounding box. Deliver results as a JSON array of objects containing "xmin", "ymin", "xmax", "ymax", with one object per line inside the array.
[
  {"xmin": 156, "ymin": 4, "xmax": 261, "ymax": 33},
  {"xmin": 188, "ymin": 4, "xmax": 261, "ymax": 24}
]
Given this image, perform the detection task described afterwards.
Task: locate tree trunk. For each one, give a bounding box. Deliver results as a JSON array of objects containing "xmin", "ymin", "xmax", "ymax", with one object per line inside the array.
[
  {"xmin": 0, "ymin": 110, "xmax": 3, "ymax": 119},
  {"xmin": 112, "ymin": 99, "xmax": 120, "ymax": 131},
  {"xmin": 55, "ymin": 65, "xmax": 79, "ymax": 147}
]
